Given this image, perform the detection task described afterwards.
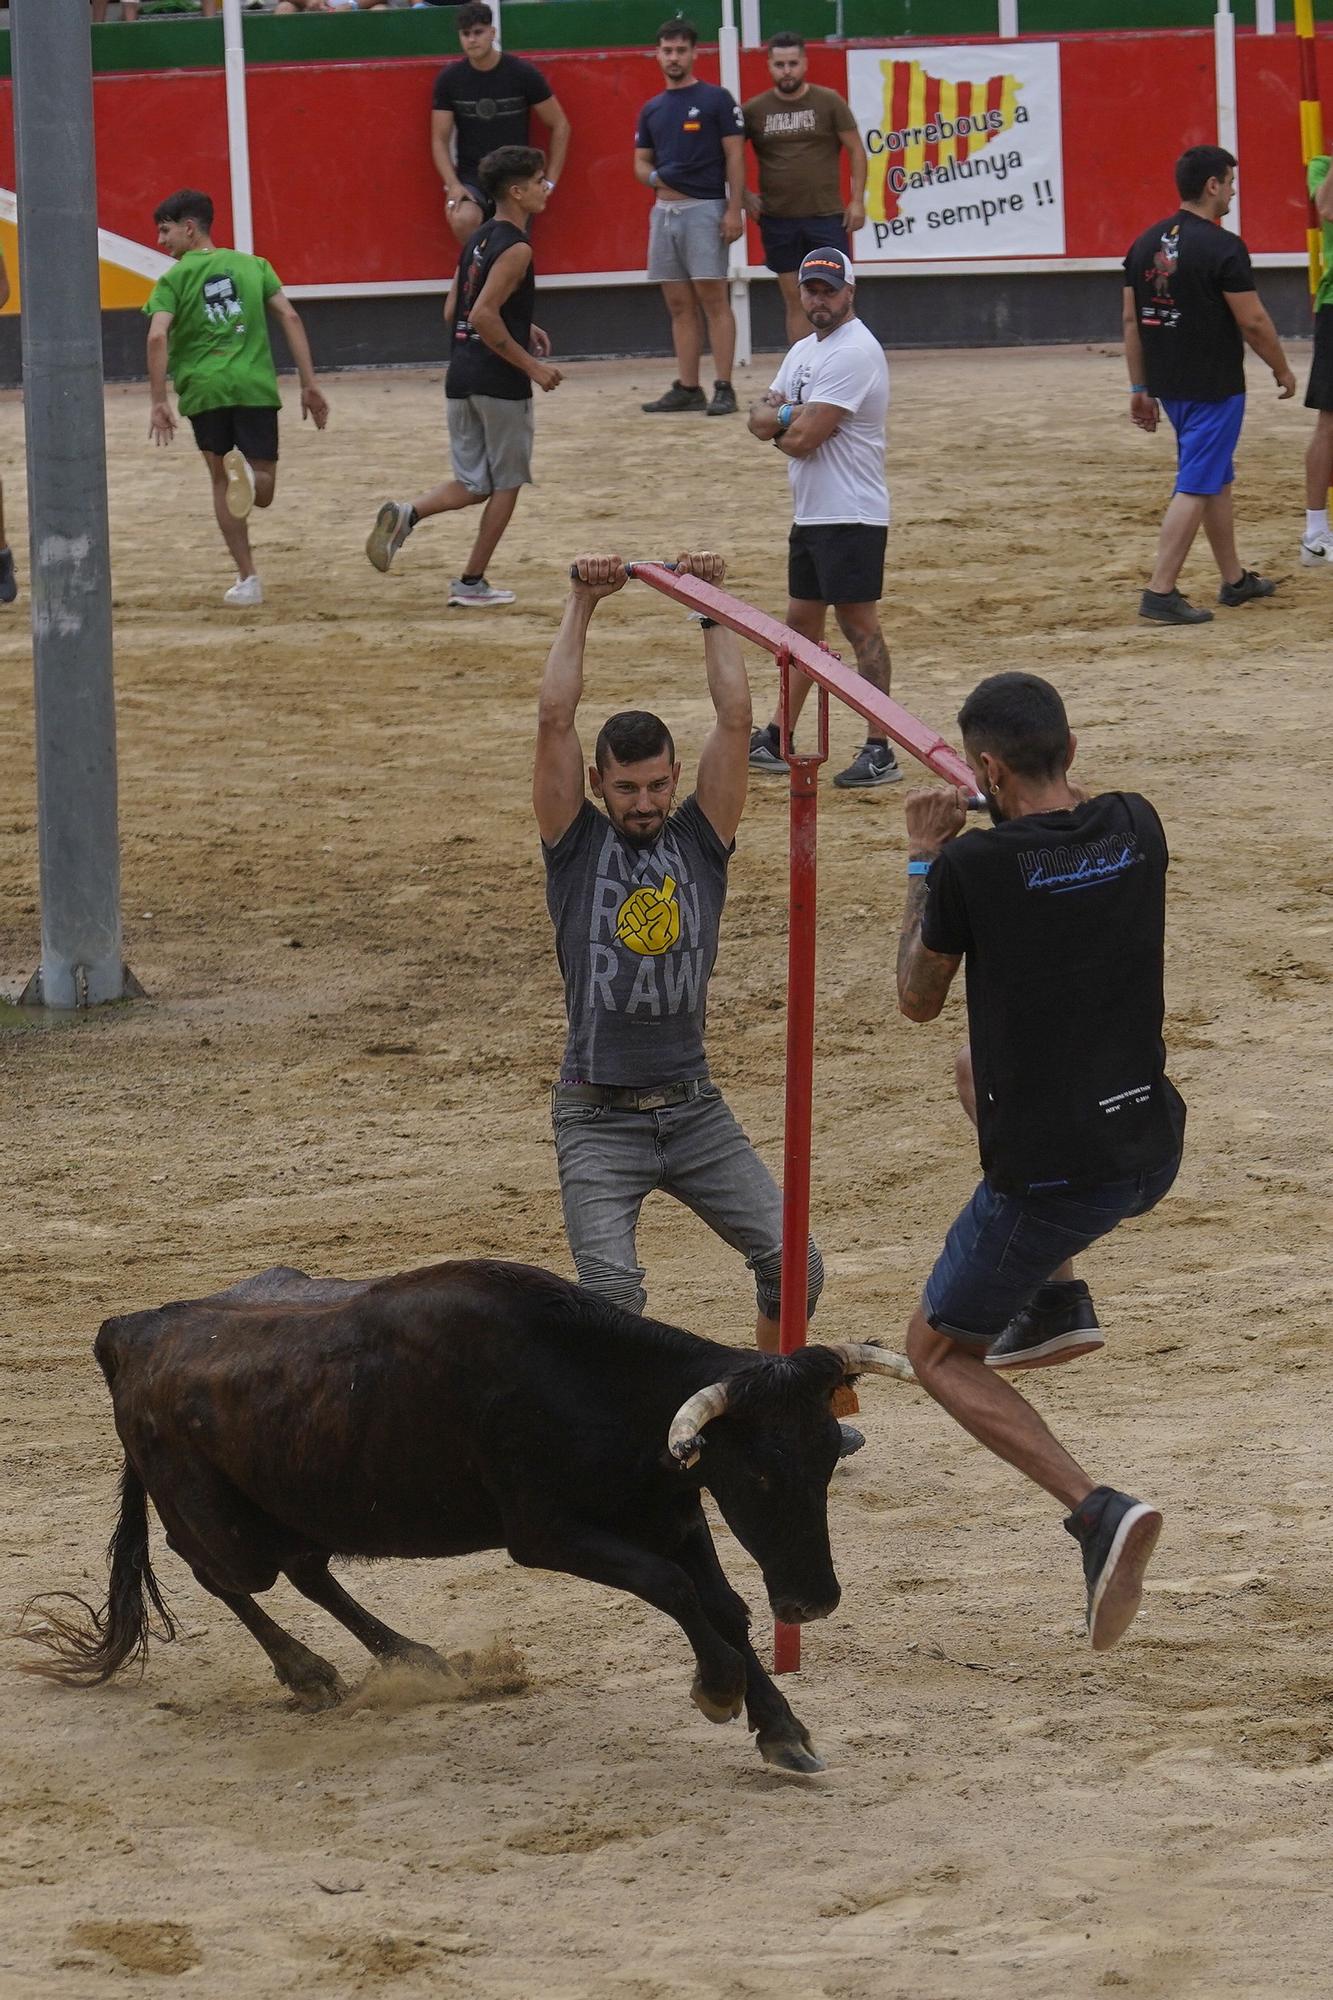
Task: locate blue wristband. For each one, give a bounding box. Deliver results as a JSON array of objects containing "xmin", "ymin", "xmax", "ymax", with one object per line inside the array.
[
  {"xmin": 776, "ymin": 402, "xmax": 794, "ymax": 430},
  {"xmin": 907, "ymin": 859, "xmax": 932, "ymax": 876}
]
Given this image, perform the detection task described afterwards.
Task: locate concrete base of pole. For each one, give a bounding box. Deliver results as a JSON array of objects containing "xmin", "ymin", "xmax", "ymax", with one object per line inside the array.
[{"xmin": 19, "ymin": 963, "xmax": 145, "ymax": 1010}]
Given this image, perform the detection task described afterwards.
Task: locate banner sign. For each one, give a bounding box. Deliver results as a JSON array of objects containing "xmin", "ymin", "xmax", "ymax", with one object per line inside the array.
[{"xmin": 848, "ymin": 41, "xmax": 1066, "ymax": 261}]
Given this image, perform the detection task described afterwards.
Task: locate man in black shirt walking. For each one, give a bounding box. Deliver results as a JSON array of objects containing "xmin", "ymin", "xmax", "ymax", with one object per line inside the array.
[
  {"xmin": 896, "ymin": 672, "xmax": 1186, "ymax": 1651},
  {"xmin": 1123, "ymin": 144, "xmax": 1295, "ymax": 625},
  {"xmin": 430, "ymin": 2, "xmax": 571, "ymax": 249},
  {"xmin": 365, "ymin": 147, "xmax": 561, "ymax": 607}
]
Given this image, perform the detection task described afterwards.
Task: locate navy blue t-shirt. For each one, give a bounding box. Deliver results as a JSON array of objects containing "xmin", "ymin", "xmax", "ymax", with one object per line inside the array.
[{"xmin": 634, "ymin": 82, "xmax": 743, "ymax": 201}]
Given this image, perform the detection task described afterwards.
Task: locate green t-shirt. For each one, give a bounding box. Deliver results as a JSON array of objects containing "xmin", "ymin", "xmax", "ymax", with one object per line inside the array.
[
  {"xmin": 144, "ymin": 249, "xmax": 283, "ymax": 416},
  {"xmin": 1309, "ymin": 157, "xmax": 1333, "ymax": 312}
]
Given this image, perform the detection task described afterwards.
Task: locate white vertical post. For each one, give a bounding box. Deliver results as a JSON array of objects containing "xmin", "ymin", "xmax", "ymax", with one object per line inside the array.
[
  {"xmin": 998, "ymin": 0, "xmax": 1019, "ymax": 37},
  {"xmin": 718, "ymin": 0, "xmax": 752, "ymax": 367},
  {"xmin": 740, "ymin": 0, "xmax": 761, "ymax": 49},
  {"xmin": 222, "ymin": 0, "xmax": 254, "ymax": 254},
  {"xmin": 1255, "ymin": 0, "xmax": 1276, "ymax": 32},
  {"xmin": 1214, "ymin": 0, "xmax": 1241, "ymax": 235},
  {"xmin": 492, "ymin": 0, "xmax": 503, "ymax": 49}
]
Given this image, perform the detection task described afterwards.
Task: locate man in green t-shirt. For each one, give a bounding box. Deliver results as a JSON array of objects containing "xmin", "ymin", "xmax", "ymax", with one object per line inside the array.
[
  {"xmin": 1300, "ymin": 155, "xmax": 1333, "ymax": 566},
  {"xmin": 145, "ymin": 188, "xmax": 329, "ymax": 608}
]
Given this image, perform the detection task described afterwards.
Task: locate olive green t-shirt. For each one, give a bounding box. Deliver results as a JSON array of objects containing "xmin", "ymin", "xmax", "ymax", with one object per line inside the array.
[
  {"xmin": 1309, "ymin": 157, "xmax": 1333, "ymax": 313},
  {"xmin": 742, "ymin": 84, "xmax": 856, "ymax": 219},
  {"xmin": 144, "ymin": 249, "xmax": 283, "ymax": 416}
]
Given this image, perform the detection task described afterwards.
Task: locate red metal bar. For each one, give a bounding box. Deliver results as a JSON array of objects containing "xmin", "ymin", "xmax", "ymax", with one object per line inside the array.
[{"xmin": 624, "ymin": 561, "xmax": 981, "ymax": 800}]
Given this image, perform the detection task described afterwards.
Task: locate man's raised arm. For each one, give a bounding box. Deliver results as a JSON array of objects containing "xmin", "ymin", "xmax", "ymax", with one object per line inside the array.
[
  {"xmin": 534, "ymin": 555, "xmax": 628, "ymax": 847},
  {"xmin": 687, "ymin": 552, "xmax": 751, "ymax": 846}
]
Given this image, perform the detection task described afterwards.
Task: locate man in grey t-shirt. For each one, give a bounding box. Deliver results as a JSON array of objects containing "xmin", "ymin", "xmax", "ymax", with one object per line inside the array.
[{"xmin": 533, "ymin": 551, "xmax": 831, "ymax": 1371}]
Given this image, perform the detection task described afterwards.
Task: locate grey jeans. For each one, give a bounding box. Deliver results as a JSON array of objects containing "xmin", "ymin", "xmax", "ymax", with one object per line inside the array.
[{"xmin": 552, "ymin": 1081, "xmax": 824, "ymax": 1320}]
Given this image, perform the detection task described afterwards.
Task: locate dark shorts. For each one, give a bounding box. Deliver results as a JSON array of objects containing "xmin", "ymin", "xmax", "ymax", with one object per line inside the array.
[
  {"xmin": 454, "ymin": 179, "xmax": 495, "ymax": 222},
  {"xmin": 1305, "ymin": 304, "xmax": 1333, "ymax": 411},
  {"xmin": 923, "ymin": 1154, "xmax": 1183, "ymax": 1351},
  {"xmin": 759, "ymin": 212, "xmax": 850, "ymax": 275},
  {"xmin": 188, "ymin": 406, "xmax": 280, "ymax": 463},
  {"xmin": 788, "ymin": 522, "xmax": 887, "ymax": 605},
  {"xmin": 1160, "ymin": 393, "xmax": 1244, "ymax": 496}
]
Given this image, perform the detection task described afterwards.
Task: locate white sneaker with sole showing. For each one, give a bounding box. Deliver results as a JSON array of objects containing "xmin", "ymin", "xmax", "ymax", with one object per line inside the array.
[
  {"xmin": 222, "ymin": 449, "xmax": 256, "ymax": 520},
  {"xmin": 448, "ymin": 576, "xmax": 516, "ymax": 607},
  {"xmin": 223, "ymin": 575, "xmax": 263, "ymax": 607},
  {"xmin": 366, "ymin": 500, "xmax": 415, "ymax": 573},
  {"xmin": 1299, "ymin": 529, "xmax": 1333, "ymax": 566}
]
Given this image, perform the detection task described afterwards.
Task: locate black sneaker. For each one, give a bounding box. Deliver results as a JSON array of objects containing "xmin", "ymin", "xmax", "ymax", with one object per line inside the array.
[
  {"xmin": 1139, "ymin": 587, "xmax": 1213, "ymax": 625},
  {"xmin": 1064, "ymin": 1486, "xmax": 1163, "ymax": 1651},
  {"xmin": 641, "ymin": 380, "xmax": 707, "ymax": 413},
  {"xmin": 749, "ymin": 725, "xmax": 787, "ymax": 774},
  {"xmin": 706, "ymin": 380, "xmax": 738, "ymax": 416},
  {"xmin": 833, "ymin": 741, "xmax": 902, "ymax": 789},
  {"xmin": 984, "ymin": 1280, "xmax": 1104, "ymax": 1371},
  {"xmin": 1217, "ymin": 568, "xmax": 1276, "ymax": 607},
  {"xmin": 0, "ymin": 547, "xmax": 15, "ymax": 605},
  {"xmin": 837, "ymin": 1422, "xmax": 866, "ymax": 1460}
]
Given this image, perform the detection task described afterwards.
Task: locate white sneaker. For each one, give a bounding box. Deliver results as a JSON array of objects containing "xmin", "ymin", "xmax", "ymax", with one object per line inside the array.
[
  {"xmin": 448, "ymin": 576, "xmax": 516, "ymax": 607},
  {"xmin": 366, "ymin": 499, "xmax": 415, "ymax": 573},
  {"xmin": 222, "ymin": 449, "xmax": 256, "ymax": 520},
  {"xmin": 223, "ymin": 574, "xmax": 263, "ymax": 607},
  {"xmin": 1299, "ymin": 529, "xmax": 1333, "ymax": 566}
]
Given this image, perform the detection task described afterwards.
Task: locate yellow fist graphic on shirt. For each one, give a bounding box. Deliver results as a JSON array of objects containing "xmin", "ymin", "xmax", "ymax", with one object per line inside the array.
[{"xmin": 616, "ymin": 875, "xmax": 680, "ymax": 956}]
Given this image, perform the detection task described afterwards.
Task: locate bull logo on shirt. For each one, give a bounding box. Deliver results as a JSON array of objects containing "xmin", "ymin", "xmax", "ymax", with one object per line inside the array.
[{"xmin": 1140, "ymin": 227, "xmax": 1181, "ymax": 331}]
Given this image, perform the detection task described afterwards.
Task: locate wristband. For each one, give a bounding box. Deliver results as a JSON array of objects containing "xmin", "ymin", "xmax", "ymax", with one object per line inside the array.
[
  {"xmin": 1129, "ymin": 383, "xmax": 1147, "ymax": 393},
  {"xmin": 776, "ymin": 402, "xmax": 795, "ymax": 430},
  {"xmin": 906, "ymin": 859, "xmax": 932, "ymax": 876}
]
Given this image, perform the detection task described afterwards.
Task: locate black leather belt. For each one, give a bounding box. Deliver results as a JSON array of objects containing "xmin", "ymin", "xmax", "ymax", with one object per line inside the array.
[{"xmin": 555, "ymin": 1079, "xmax": 704, "ymax": 1112}]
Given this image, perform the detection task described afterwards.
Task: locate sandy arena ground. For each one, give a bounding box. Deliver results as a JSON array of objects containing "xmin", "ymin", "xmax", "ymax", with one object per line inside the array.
[{"xmin": 0, "ymin": 345, "xmax": 1330, "ymax": 1999}]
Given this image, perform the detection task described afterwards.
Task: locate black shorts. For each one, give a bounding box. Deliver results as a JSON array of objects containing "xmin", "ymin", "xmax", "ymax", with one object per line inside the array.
[
  {"xmin": 788, "ymin": 522, "xmax": 887, "ymax": 605},
  {"xmin": 455, "ymin": 180, "xmax": 496, "ymax": 221},
  {"xmin": 1305, "ymin": 304, "xmax": 1333, "ymax": 411},
  {"xmin": 188, "ymin": 406, "xmax": 280, "ymax": 462},
  {"xmin": 759, "ymin": 212, "xmax": 849, "ymax": 275}
]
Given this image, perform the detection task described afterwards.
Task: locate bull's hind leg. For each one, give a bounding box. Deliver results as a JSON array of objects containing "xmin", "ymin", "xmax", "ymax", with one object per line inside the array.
[
  {"xmin": 283, "ymin": 1556, "xmax": 457, "ymax": 1679},
  {"xmin": 192, "ymin": 1572, "xmax": 347, "ymax": 1710}
]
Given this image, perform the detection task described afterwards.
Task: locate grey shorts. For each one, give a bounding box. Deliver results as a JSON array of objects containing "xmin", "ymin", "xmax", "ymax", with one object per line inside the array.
[
  {"xmin": 446, "ymin": 393, "xmax": 534, "ymax": 495},
  {"xmin": 646, "ymin": 198, "xmax": 729, "ymax": 284},
  {"xmin": 551, "ymin": 1080, "xmax": 823, "ymax": 1321}
]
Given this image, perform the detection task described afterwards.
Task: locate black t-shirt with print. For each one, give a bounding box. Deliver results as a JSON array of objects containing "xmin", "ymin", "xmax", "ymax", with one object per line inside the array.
[
  {"xmin": 432, "ymin": 53, "xmax": 553, "ymax": 182},
  {"xmin": 445, "ymin": 219, "xmax": 534, "ymax": 401},
  {"xmin": 921, "ymin": 792, "xmax": 1186, "ymax": 1193},
  {"xmin": 1123, "ymin": 209, "xmax": 1256, "ymax": 402}
]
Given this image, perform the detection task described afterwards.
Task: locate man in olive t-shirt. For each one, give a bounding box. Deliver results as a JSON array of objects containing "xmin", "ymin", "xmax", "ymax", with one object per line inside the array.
[
  {"xmin": 743, "ymin": 32, "xmax": 866, "ymax": 344},
  {"xmin": 145, "ymin": 187, "xmax": 329, "ymax": 609}
]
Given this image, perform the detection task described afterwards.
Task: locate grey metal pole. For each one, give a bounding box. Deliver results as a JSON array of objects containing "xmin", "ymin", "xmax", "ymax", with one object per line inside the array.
[{"xmin": 12, "ymin": 0, "xmax": 134, "ymax": 1008}]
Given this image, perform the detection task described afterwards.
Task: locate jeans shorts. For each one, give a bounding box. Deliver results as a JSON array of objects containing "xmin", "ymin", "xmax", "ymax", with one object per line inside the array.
[
  {"xmin": 446, "ymin": 393, "xmax": 534, "ymax": 495},
  {"xmin": 647, "ymin": 199, "xmax": 729, "ymax": 283},
  {"xmin": 1162, "ymin": 393, "xmax": 1245, "ymax": 496},
  {"xmin": 551, "ymin": 1079, "xmax": 823, "ymax": 1320},
  {"xmin": 923, "ymin": 1153, "xmax": 1183, "ymax": 1352}
]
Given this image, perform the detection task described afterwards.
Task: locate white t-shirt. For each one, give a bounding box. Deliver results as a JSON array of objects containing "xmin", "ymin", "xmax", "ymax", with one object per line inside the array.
[{"xmin": 770, "ymin": 316, "xmax": 890, "ymax": 527}]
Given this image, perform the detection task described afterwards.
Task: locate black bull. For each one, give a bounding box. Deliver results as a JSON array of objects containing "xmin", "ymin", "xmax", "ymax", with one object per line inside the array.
[{"xmin": 24, "ymin": 1260, "xmax": 911, "ymax": 1772}]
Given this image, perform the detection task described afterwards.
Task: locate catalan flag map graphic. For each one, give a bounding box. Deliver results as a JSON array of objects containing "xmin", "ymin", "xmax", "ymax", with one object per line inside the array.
[{"xmin": 847, "ymin": 42, "xmax": 1065, "ymax": 261}]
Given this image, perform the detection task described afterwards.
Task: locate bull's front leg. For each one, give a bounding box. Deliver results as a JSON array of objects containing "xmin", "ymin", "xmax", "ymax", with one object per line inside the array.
[
  {"xmin": 506, "ymin": 1522, "xmax": 746, "ymax": 1723},
  {"xmin": 676, "ymin": 1520, "xmax": 824, "ymax": 1774}
]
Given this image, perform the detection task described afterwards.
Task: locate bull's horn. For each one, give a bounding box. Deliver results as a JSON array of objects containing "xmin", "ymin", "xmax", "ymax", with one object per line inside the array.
[
  {"xmin": 824, "ymin": 1342, "xmax": 916, "ymax": 1384},
  {"xmin": 667, "ymin": 1381, "xmax": 731, "ymax": 1466}
]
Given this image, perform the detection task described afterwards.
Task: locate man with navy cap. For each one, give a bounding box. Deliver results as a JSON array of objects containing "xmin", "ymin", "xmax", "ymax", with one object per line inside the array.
[{"xmin": 746, "ymin": 247, "xmax": 897, "ymax": 789}]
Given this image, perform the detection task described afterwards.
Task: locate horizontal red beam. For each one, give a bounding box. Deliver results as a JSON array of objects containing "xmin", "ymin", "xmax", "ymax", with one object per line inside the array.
[{"xmin": 625, "ymin": 562, "xmax": 981, "ymax": 801}]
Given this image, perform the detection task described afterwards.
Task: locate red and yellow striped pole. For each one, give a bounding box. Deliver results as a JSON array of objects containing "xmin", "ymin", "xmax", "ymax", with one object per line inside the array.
[{"xmin": 1295, "ymin": 0, "xmax": 1326, "ymax": 297}]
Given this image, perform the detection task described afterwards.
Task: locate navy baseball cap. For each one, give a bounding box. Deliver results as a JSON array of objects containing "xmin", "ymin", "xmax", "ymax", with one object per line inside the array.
[{"xmin": 797, "ymin": 248, "xmax": 855, "ymax": 289}]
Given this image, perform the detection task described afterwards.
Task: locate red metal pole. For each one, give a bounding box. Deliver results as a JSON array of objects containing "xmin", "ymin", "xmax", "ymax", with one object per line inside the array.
[{"xmin": 773, "ymin": 653, "xmax": 829, "ymax": 1678}]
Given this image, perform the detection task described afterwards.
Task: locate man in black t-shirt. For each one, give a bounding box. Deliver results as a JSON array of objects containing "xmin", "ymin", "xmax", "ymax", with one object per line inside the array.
[
  {"xmin": 365, "ymin": 146, "xmax": 561, "ymax": 608},
  {"xmin": 1122, "ymin": 144, "xmax": 1295, "ymax": 625},
  {"xmin": 896, "ymin": 672, "xmax": 1186, "ymax": 1653},
  {"xmin": 430, "ymin": 2, "xmax": 570, "ymax": 248}
]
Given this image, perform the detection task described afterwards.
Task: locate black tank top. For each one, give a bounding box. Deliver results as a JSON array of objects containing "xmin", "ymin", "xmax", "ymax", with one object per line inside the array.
[{"xmin": 445, "ymin": 219, "xmax": 534, "ymax": 402}]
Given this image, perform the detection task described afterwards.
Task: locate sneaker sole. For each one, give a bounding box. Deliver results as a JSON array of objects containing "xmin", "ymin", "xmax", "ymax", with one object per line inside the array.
[
  {"xmin": 832, "ymin": 769, "xmax": 903, "ymax": 789},
  {"xmin": 1088, "ymin": 1503, "xmax": 1162, "ymax": 1652},
  {"xmin": 749, "ymin": 757, "xmax": 788, "ymax": 775},
  {"xmin": 448, "ymin": 595, "xmax": 516, "ymax": 608},
  {"xmin": 1138, "ymin": 609, "xmax": 1214, "ymax": 625},
  {"xmin": 985, "ymin": 1329, "xmax": 1105, "ymax": 1370},
  {"xmin": 223, "ymin": 450, "xmax": 255, "ymax": 521},
  {"xmin": 366, "ymin": 502, "xmax": 404, "ymax": 574}
]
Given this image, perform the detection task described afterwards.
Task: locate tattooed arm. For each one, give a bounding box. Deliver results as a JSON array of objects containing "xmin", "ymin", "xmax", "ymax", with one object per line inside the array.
[{"xmin": 896, "ymin": 787, "xmax": 969, "ymax": 1023}]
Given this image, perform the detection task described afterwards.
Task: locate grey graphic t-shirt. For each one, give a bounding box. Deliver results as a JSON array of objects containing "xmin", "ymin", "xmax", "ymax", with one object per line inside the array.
[{"xmin": 543, "ymin": 795, "xmax": 732, "ymax": 1086}]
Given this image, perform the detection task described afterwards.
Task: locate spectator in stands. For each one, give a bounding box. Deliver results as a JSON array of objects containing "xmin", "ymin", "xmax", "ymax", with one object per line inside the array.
[
  {"xmin": 274, "ymin": 1, "xmax": 388, "ymax": 12},
  {"xmin": 743, "ymin": 32, "xmax": 866, "ymax": 347},
  {"xmin": 634, "ymin": 17, "xmax": 745, "ymax": 416},
  {"xmin": 431, "ymin": 3, "xmax": 570, "ymax": 249}
]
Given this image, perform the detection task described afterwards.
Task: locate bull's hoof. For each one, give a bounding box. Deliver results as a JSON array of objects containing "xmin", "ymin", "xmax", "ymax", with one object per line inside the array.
[
  {"xmin": 690, "ymin": 1672, "xmax": 744, "ymax": 1724},
  {"xmin": 286, "ymin": 1666, "xmax": 347, "ymax": 1711},
  {"xmin": 758, "ymin": 1731, "xmax": 825, "ymax": 1775}
]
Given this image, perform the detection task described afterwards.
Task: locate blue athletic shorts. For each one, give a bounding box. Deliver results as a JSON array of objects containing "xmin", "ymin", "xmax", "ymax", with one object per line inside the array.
[
  {"xmin": 1161, "ymin": 393, "xmax": 1245, "ymax": 496},
  {"xmin": 922, "ymin": 1155, "xmax": 1182, "ymax": 1351}
]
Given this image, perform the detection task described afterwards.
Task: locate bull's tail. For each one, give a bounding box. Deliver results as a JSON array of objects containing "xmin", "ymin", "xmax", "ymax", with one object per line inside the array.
[{"xmin": 19, "ymin": 1457, "xmax": 176, "ymax": 1686}]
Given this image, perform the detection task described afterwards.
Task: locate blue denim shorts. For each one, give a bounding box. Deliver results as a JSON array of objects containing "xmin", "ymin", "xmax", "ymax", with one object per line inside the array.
[
  {"xmin": 1162, "ymin": 393, "xmax": 1245, "ymax": 496},
  {"xmin": 923, "ymin": 1155, "xmax": 1182, "ymax": 1352}
]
